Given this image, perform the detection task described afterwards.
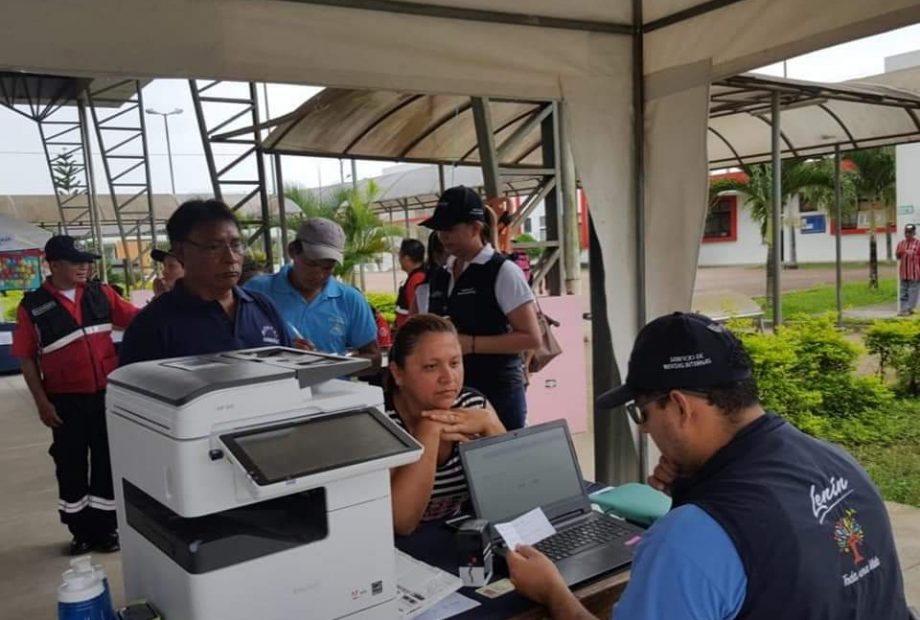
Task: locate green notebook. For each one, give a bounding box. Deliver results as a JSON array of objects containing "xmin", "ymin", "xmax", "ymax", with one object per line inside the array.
[{"xmin": 589, "ymin": 483, "xmax": 672, "ymax": 527}]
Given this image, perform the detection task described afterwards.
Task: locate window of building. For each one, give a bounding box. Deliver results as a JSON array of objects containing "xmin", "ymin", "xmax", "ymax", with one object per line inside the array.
[
  {"xmin": 798, "ymin": 195, "xmax": 819, "ymax": 213},
  {"xmin": 523, "ymin": 218, "xmax": 532, "ymax": 234},
  {"xmin": 702, "ymin": 196, "xmax": 737, "ymax": 243}
]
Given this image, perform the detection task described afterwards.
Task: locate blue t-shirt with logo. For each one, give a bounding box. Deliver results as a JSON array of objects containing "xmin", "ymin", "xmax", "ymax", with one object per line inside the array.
[
  {"xmin": 612, "ymin": 504, "xmax": 747, "ymax": 620},
  {"xmin": 244, "ymin": 265, "xmax": 376, "ymax": 355},
  {"xmin": 119, "ymin": 280, "xmax": 291, "ymax": 365}
]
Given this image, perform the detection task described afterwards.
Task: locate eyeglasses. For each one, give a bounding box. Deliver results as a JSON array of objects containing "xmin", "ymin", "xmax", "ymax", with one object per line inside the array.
[
  {"xmin": 183, "ymin": 239, "xmax": 246, "ymax": 257},
  {"xmin": 625, "ymin": 389, "xmax": 711, "ymax": 425},
  {"xmin": 626, "ymin": 395, "xmax": 669, "ymax": 425}
]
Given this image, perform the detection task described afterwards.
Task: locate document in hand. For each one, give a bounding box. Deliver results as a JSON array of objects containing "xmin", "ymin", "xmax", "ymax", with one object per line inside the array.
[{"xmin": 493, "ymin": 507, "xmax": 556, "ymax": 551}]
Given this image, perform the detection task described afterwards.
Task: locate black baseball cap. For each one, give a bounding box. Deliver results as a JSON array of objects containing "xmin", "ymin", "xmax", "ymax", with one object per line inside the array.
[
  {"xmin": 44, "ymin": 235, "xmax": 101, "ymax": 263},
  {"xmin": 420, "ymin": 186, "xmax": 487, "ymax": 230},
  {"xmin": 906, "ymin": 223, "xmax": 916, "ymax": 233},
  {"xmin": 150, "ymin": 248, "xmax": 170, "ymax": 263},
  {"xmin": 596, "ymin": 312, "xmax": 753, "ymax": 409}
]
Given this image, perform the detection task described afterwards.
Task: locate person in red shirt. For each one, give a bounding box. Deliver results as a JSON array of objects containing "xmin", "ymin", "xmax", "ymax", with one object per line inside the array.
[
  {"xmin": 12, "ymin": 235, "xmax": 139, "ymax": 555},
  {"xmin": 394, "ymin": 238, "xmax": 426, "ymax": 330},
  {"xmin": 896, "ymin": 223, "xmax": 920, "ymax": 316}
]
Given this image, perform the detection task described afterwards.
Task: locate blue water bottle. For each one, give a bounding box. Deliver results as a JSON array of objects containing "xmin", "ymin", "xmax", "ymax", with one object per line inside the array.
[
  {"xmin": 57, "ymin": 564, "xmax": 112, "ymax": 620},
  {"xmin": 70, "ymin": 556, "xmax": 116, "ymax": 620}
]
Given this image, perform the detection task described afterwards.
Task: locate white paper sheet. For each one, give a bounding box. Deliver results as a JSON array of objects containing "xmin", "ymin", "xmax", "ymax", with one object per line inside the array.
[
  {"xmin": 412, "ymin": 592, "xmax": 480, "ymax": 620},
  {"xmin": 395, "ymin": 550, "xmax": 463, "ymax": 619},
  {"xmin": 494, "ymin": 507, "xmax": 556, "ymax": 550}
]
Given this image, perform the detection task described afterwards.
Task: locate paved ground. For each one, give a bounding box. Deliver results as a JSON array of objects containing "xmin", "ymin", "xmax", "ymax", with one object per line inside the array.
[
  {"xmin": 363, "ymin": 263, "xmax": 898, "ymax": 298},
  {"xmin": 0, "ymin": 371, "xmax": 917, "ymax": 618}
]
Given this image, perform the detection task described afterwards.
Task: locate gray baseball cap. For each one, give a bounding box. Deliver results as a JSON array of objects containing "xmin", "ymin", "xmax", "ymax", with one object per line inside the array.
[{"xmin": 295, "ymin": 218, "xmax": 345, "ymax": 263}]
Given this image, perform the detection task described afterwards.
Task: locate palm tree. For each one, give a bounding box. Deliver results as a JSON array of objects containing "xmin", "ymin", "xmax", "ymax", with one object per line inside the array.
[
  {"xmin": 710, "ymin": 159, "xmax": 834, "ymax": 307},
  {"xmin": 843, "ymin": 148, "xmax": 896, "ymax": 289},
  {"xmin": 284, "ymin": 180, "xmax": 401, "ymax": 287}
]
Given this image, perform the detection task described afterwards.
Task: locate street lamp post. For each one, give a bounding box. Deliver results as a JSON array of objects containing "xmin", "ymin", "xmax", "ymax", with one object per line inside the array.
[{"xmin": 145, "ymin": 107, "xmax": 183, "ymax": 195}]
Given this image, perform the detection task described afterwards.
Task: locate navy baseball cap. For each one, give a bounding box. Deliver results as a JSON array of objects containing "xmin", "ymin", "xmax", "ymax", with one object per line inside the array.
[
  {"xmin": 420, "ymin": 186, "xmax": 487, "ymax": 230},
  {"xmin": 596, "ymin": 312, "xmax": 753, "ymax": 409},
  {"xmin": 44, "ymin": 235, "xmax": 101, "ymax": 263}
]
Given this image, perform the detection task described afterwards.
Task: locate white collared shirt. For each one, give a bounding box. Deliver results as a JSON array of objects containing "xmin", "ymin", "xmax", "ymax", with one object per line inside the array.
[{"xmin": 415, "ymin": 244, "xmax": 534, "ymax": 315}]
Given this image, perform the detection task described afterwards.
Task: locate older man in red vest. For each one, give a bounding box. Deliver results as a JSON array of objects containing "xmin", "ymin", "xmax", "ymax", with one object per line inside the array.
[{"xmin": 12, "ymin": 236, "xmax": 138, "ymax": 555}]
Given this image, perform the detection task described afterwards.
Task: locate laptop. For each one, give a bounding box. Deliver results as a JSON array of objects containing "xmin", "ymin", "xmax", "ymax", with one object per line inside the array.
[{"xmin": 459, "ymin": 420, "xmax": 643, "ymax": 586}]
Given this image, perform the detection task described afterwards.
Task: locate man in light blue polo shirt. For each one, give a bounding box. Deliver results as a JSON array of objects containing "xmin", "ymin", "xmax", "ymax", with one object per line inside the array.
[{"xmin": 245, "ymin": 217, "xmax": 379, "ymax": 371}]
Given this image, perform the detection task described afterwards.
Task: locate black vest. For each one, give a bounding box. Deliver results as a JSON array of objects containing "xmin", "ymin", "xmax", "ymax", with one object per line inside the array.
[
  {"xmin": 427, "ymin": 254, "xmax": 522, "ymax": 391},
  {"xmin": 396, "ymin": 267, "xmax": 426, "ymax": 315},
  {"xmin": 671, "ymin": 413, "xmax": 909, "ymax": 620},
  {"xmin": 23, "ymin": 283, "xmax": 111, "ymax": 351}
]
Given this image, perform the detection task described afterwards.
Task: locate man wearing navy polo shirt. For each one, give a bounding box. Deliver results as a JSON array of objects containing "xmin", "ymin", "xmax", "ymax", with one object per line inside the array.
[
  {"xmin": 244, "ymin": 217, "xmax": 379, "ymax": 370},
  {"xmin": 506, "ymin": 313, "xmax": 909, "ymax": 620},
  {"xmin": 119, "ymin": 199, "xmax": 291, "ymax": 365}
]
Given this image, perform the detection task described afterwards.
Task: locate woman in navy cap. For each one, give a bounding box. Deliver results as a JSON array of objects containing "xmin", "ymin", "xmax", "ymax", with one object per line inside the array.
[{"xmin": 413, "ymin": 186, "xmax": 541, "ymax": 430}]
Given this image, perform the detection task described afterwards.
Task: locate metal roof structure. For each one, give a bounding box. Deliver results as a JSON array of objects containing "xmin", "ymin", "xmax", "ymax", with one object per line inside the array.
[
  {"xmin": 709, "ymin": 67, "xmax": 920, "ymax": 167},
  {"xmin": 0, "ymin": 72, "xmax": 144, "ymax": 120},
  {"xmin": 250, "ymin": 90, "xmax": 549, "ymax": 169},
  {"xmin": 252, "ymin": 69, "xmax": 920, "ymax": 173}
]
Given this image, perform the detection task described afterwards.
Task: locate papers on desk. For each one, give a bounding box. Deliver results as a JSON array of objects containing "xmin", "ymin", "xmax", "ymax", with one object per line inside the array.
[
  {"xmin": 396, "ymin": 550, "xmax": 465, "ymax": 618},
  {"xmin": 494, "ymin": 507, "xmax": 556, "ymax": 551},
  {"xmin": 412, "ymin": 592, "xmax": 480, "ymax": 620}
]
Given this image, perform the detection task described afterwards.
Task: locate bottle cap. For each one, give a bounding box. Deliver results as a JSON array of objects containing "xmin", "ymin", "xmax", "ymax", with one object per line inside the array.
[{"xmin": 58, "ymin": 567, "xmax": 104, "ymax": 604}]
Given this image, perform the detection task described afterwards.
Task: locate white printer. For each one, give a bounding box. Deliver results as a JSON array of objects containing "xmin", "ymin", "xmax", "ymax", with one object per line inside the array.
[{"xmin": 106, "ymin": 347, "xmax": 423, "ymax": 620}]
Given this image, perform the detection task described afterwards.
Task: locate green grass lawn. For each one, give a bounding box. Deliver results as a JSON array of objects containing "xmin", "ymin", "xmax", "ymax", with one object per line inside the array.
[
  {"xmin": 851, "ymin": 443, "xmax": 920, "ymax": 507},
  {"xmin": 755, "ymin": 278, "xmax": 897, "ymax": 319},
  {"xmin": 823, "ymin": 400, "xmax": 920, "ymax": 507}
]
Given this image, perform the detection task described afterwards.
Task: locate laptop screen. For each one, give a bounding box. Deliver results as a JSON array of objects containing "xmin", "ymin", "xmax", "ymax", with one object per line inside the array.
[{"xmin": 462, "ymin": 423, "xmax": 585, "ymax": 526}]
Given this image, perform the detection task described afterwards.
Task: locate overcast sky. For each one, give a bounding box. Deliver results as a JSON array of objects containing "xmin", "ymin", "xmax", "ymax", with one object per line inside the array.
[{"xmin": 1, "ymin": 23, "xmax": 918, "ymax": 197}]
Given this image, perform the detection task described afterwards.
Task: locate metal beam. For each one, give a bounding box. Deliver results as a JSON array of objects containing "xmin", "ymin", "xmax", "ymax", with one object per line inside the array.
[
  {"xmin": 496, "ymin": 104, "xmax": 553, "ymax": 162},
  {"xmin": 643, "ymin": 0, "xmax": 747, "ymax": 32},
  {"xmin": 540, "ymin": 103, "xmax": 563, "ymax": 295},
  {"xmin": 281, "ymin": 0, "xmax": 632, "ymax": 34},
  {"xmin": 558, "ymin": 101, "xmax": 580, "ymax": 295},
  {"xmin": 834, "ymin": 145, "xmax": 843, "ymax": 327},
  {"xmin": 771, "ymin": 91, "xmax": 783, "ymax": 329},
  {"xmin": 632, "ymin": 0, "xmax": 648, "ymax": 484},
  {"xmin": 471, "ymin": 97, "xmax": 501, "ymax": 199},
  {"xmin": 275, "ymin": 154, "xmax": 290, "ymax": 264},
  {"xmin": 509, "ymin": 177, "xmax": 557, "ymax": 230}
]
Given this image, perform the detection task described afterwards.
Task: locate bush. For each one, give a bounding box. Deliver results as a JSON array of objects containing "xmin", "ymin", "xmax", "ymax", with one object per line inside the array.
[
  {"xmin": 1, "ymin": 291, "xmax": 25, "ymax": 322},
  {"xmin": 865, "ymin": 318, "xmax": 920, "ymax": 396},
  {"xmin": 733, "ymin": 315, "xmax": 893, "ymax": 425},
  {"xmin": 365, "ymin": 292, "xmax": 397, "ymax": 325}
]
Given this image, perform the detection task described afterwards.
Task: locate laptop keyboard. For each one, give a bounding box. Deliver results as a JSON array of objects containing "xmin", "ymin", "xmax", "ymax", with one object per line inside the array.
[{"xmin": 535, "ymin": 513, "xmax": 633, "ymax": 562}]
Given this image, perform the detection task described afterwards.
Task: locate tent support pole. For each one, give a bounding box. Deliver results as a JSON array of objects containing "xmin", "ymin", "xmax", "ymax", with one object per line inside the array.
[
  {"xmin": 834, "ymin": 144, "xmax": 843, "ymax": 327},
  {"xmin": 275, "ymin": 154, "xmax": 289, "ymax": 264},
  {"xmin": 632, "ymin": 0, "xmax": 648, "ymax": 483},
  {"xmin": 771, "ymin": 91, "xmax": 782, "ymax": 329},
  {"xmin": 79, "ymin": 98, "xmax": 107, "ymax": 282},
  {"xmin": 558, "ymin": 100, "xmax": 580, "ymax": 295}
]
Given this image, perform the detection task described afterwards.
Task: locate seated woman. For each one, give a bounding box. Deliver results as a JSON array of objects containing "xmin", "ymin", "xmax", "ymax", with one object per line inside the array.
[{"xmin": 387, "ymin": 314, "xmax": 506, "ymax": 535}]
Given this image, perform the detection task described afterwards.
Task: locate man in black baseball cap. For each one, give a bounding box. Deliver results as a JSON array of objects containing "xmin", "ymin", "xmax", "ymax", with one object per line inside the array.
[
  {"xmin": 44, "ymin": 235, "xmax": 102, "ymax": 263},
  {"xmin": 12, "ymin": 235, "xmax": 139, "ymax": 555},
  {"xmin": 506, "ymin": 312, "xmax": 909, "ymax": 620}
]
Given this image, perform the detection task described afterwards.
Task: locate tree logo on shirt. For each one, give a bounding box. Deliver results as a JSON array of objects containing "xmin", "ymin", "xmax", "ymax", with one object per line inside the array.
[
  {"xmin": 833, "ymin": 508, "xmax": 865, "ymax": 566},
  {"xmin": 261, "ymin": 325, "xmax": 280, "ymax": 345}
]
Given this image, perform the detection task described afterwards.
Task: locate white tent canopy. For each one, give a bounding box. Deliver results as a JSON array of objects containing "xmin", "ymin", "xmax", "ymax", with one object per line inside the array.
[
  {"xmin": 710, "ymin": 68, "xmax": 920, "ymax": 167},
  {"xmin": 0, "ymin": 214, "xmax": 52, "ymax": 252},
  {"xmin": 2, "ymin": 0, "xmax": 920, "ymax": 482}
]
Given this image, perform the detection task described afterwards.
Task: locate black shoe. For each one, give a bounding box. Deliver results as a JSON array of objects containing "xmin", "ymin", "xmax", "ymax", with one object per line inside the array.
[
  {"xmin": 93, "ymin": 533, "xmax": 120, "ymax": 553},
  {"xmin": 68, "ymin": 538, "xmax": 93, "ymax": 556}
]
